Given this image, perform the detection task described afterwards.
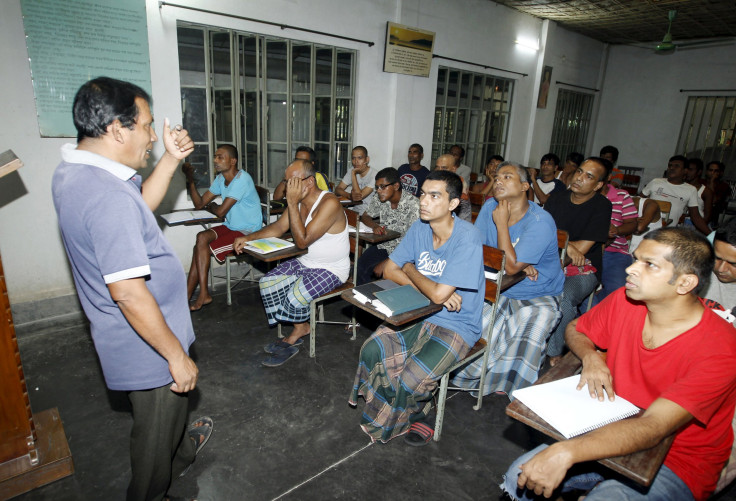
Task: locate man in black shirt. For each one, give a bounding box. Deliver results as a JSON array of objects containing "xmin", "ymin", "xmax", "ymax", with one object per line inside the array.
[{"xmin": 544, "ymin": 157, "xmax": 612, "ymax": 365}]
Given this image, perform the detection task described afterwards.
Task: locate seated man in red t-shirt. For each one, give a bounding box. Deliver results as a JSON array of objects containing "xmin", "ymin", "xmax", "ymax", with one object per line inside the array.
[{"xmin": 503, "ymin": 227, "xmax": 736, "ymax": 501}]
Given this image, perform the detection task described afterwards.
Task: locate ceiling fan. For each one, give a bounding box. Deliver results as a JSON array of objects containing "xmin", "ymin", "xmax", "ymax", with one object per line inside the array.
[{"xmin": 641, "ymin": 10, "xmax": 735, "ymax": 54}]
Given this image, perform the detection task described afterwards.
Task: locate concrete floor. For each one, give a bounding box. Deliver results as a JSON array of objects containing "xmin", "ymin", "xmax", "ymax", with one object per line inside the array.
[{"xmin": 13, "ymin": 281, "xmax": 736, "ymax": 500}]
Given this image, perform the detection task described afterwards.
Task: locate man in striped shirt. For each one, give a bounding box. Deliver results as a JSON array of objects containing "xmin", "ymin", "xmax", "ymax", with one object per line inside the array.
[{"xmin": 592, "ymin": 165, "xmax": 638, "ymax": 306}]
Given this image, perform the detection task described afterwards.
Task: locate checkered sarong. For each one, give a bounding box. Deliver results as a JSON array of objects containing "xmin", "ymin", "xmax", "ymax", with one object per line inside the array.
[
  {"xmin": 349, "ymin": 321, "xmax": 470, "ymax": 443},
  {"xmin": 450, "ymin": 294, "xmax": 561, "ymax": 398},
  {"xmin": 258, "ymin": 258, "xmax": 342, "ymax": 325}
]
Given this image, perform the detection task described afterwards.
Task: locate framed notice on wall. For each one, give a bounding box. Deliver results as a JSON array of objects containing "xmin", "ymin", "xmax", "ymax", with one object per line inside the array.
[
  {"xmin": 20, "ymin": 0, "xmax": 152, "ymax": 137},
  {"xmin": 383, "ymin": 22, "xmax": 435, "ymax": 78}
]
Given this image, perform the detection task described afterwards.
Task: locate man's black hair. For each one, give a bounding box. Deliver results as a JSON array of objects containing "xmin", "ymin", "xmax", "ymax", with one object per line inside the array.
[
  {"xmin": 565, "ymin": 152, "xmax": 584, "ymax": 167},
  {"xmin": 425, "ymin": 169, "xmax": 462, "ymax": 201},
  {"xmin": 541, "ymin": 153, "xmax": 560, "ymax": 166},
  {"xmin": 643, "ymin": 227, "xmax": 715, "ymax": 295},
  {"xmin": 669, "ymin": 155, "xmax": 688, "ymax": 165},
  {"xmin": 217, "ymin": 144, "xmax": 238, "ymax": 162},
  {"xmin": 688, "ymin": 157, "xmax": 704, "ymax": 174},
  {"xmin": 73, "ymin": 77, "xmax": 150, "ymax": 143},
  {"xmin": 410, "ymin": 143, "xmax": 424, "ymax": 154},
  {"xmin": 487, "ymin": 154, "xmax": 505, "ymax": 163},
  {"xmin": 599, "ymin": 145, "xmax": 619, "ymax": 163},
  {"xmin": 375, "ymin": 167, "xmax": 400, "ymax": 189},
  {"xmin": 585, "ymin": 156, "xmax": 613, "ymax": 182},
  {"xmin": 708, "ymin": 160, "xmax": 726, "ymax": 173},
  {"xmin": 295, "ymin": 145, "xmax": 316, "ymax": 163},
  {"xmin": 715, "ymin": 217, "xmax": 736, "ymax": 248},
  {"xmin": 450, "ymin": 144, "xmax": 465, "ymax": 159}
]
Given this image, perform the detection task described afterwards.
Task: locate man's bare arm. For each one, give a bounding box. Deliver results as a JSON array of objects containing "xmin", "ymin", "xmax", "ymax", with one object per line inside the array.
[
  {"xmin": 205, "ymin": 197, "xmax": 237, "ymax": 219},
  {"xmin": 233, "ymin": 212, "xmax": 289, "ymax": 253},
  {"xmin": 273, "ymin": 180, "xmax": 287, "ymax": 200},
  {"xmin": 360, "ymin": 211, "xmax": 384, "ymax": 233},
  {"xmin": 565, "ymin": 319, "xmax": 614, "ymax": 400},
  {"xmin": 383, "ymin": 259, "xmax": 456, "ymax": 304},
  {"xmin": 566, "ymin": 240, "xmax": 595, "ymax": 267},
  {"xmin": 400, "ymin": 262, "xmax": 456, "ymax": 304},
  {"xmin": 288, "ymin": 195, "xmax": 343, "ymax": 249},
  {"xmin": 181, "ymin": 162, "xmax": 217, "ymax": 210},
  {"xmin": 334, "ymin": 181, "xmax": 351, "ymax": 199},
  {"xmin": 518, "ymin": 398, "xmax": 692, "ymax": 498},
  {"xmin": 493, "ymin": 200, "xmax": 530, "ymax": 275},
  {"xmin": 107, "ymin": 277, "xmax": 197, "ymax": 393},
  {"xmin": 688, "ymin": 206, "xmax": 711, "ymax": 235}
]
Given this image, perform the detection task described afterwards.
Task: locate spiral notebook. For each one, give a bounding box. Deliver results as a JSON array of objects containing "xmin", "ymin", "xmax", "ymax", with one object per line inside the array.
[{"xmin": 511, "ymin": 375, "xmax": 640, "ymax": 439}]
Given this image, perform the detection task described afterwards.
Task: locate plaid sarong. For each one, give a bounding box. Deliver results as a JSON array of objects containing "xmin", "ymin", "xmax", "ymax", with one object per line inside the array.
[
  {"xmin": 450, "ymin": 294, "xmax": 561, "ymax": 398},
  {"xmin": 349, "ymin": 321, "xmax": 470, "ymax": 443},
  {"xmin": 258, "ymin": 258, "xmax": 342, "ymax": 325}
]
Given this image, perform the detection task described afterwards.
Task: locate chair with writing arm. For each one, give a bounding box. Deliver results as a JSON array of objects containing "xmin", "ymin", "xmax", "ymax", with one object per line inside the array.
[
  {"xmin": 652, "ymin": 200, "xmax": 672, "ymax": 226},
  {"xmin": 433, "ymin": 245, "xmax": 505, "ymax": 441},
  {"xmin": 221, "ymin": 185, "xmax": 270, "ymax": 305}
]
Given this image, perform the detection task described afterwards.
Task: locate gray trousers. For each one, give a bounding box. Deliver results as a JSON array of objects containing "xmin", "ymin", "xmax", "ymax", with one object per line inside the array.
[
  {"xmin": 126, "ymin": 385, "xmax": 195, "ymax": 501},
  {"xmin": 547, "ymin": 274, "xmax": 598, "ymax": 357}
]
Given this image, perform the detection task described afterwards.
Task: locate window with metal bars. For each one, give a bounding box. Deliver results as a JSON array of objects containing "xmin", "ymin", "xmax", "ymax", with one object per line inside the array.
[
  {"xmin": 431, "ymin": 67, "xmax": 513, "ymax": 173},
  {"xmin": 549, "ymin": 88, "xmax": 594, "ymax": 162},
  {"xmin": 177, "ymin": 23, "xmax": 356, "ymax": 190},
  {"xmin": 676, "ymin": 96, "xmax": 736, "ymax": 177}
]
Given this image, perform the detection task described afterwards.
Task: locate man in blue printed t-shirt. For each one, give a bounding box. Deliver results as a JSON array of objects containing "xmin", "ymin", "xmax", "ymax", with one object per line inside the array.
[
  {"xmin": 452, "ymin": 162, "xmax": 564, "ymax": 398},
  {"xmin": 349, "ymin": 170, "xmax": 484, "ymax": 446},
  {"xmin": 182, "ymin": 145, "xmax": 262, "ymax": 311}
]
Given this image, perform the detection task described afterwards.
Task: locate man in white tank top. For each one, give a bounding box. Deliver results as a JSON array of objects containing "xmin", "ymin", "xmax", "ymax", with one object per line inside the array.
[{"xmin": 233, "ymin": 159, "xmax": 349, "ymax": 367}]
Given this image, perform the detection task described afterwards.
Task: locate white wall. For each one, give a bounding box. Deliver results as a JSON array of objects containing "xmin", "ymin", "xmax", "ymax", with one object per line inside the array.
[
  {"xmin": 395, "ymin": 0, "xmax": 545, "ymax": 168},
  {"xmin": 0, "ymin": 0, "xmax": 606, "ymax": 309},
  {"xmin": 592, "ymin": 43, "xmax": 736, "ymax": 187},
  {"xmin": 528, "ymin": 23, "xmax": 606, "ymax": 164}
]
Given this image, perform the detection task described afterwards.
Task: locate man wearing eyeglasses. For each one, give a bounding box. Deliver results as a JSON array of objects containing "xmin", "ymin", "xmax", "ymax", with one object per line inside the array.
[
  {"xmin": 356, "ymin": 167, "xmax": 420, "ymax": 285},
  {"xmin": 233, "ymin": 159, "xmax": 350, "ymax": 367},
  {"xmin": 335, "ymin": 145, "xmax": 378, "ymax": 215}
]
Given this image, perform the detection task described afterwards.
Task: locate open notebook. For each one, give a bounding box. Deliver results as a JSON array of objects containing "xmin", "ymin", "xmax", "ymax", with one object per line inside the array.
[{"xmin": 511, "ymin": 375, "xmax": 640, "ymax": 439}]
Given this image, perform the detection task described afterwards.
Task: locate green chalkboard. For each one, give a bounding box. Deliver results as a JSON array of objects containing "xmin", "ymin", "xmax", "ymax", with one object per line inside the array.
[{"xmin": 21, "ymin": 0, "xmax": 152, "ymax": 137}]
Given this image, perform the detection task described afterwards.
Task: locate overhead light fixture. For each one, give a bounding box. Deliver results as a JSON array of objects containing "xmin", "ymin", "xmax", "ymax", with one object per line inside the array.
[{"xmin": 515, "ymin": 37, "xmax": 540, "ymax": 51}]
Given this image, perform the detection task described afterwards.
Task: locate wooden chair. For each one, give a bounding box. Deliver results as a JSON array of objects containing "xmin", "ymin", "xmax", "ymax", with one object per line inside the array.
[
  {"xmin": 469, "ymin": 191, "xmax": 485, "ymax": 223},
  {"xmin": 468, "ymin": 191, "xmax": 485, "ymax": 208},
  {"xmin": 557, "ymin": 229, "xmax": 569, "ymax": 267},
  {"xmin": 224, "ymin": 185, "xmax": 271, "ymax": 305},
  {"xmin": 277, "ymin": 207, "xmax": 360, "ymax": 357},
  {"xmin": 621, "ymin": 174, "xmax": 640, "ymax": 195},
  {"xmin": 433, "ymin": 245, "xmax": 505, "ymax": 441},
  {"xmin": 653, "ymin": 200, "xmax": 672, "ymax": 226}
]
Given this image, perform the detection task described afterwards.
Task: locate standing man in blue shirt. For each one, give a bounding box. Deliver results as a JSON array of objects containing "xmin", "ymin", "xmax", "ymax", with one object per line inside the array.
[
  {"xmin": 452, "ymin": 162, "xmax": 564, "ymax": 396},
  {"xmin": 52, "ymin": 77, "xmax": 212, "ymax": 501},
  {"xmin": 182, "ymin": 145, "xmax": 262, "ymax": 311},
  {"xmin": 349, "ymin": 170, "xmax": 484, "ymax": 445}
]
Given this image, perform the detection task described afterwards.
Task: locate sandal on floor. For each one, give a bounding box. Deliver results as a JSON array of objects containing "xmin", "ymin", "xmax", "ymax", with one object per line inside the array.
[
  {"xmin": 179, "ymin": 416, "xmax": 213, "ymax": 477},
  {"xmin": 264, "ymin": 338, "xmax": 303, "ymax": 354},
  {"xmin": 261, "ymin": 344, "xmax": 300, "ymax": 367},
  {"xmin": 403, "ymin": 421, "xmax": 434, "ymax": 446}
]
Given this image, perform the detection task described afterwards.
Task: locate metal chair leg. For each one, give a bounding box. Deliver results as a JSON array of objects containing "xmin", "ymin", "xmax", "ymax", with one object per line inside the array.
[
  {"xmin": 434, "ymin": 372, "xmax": 450, "ymax": 442},
  {"xmin": 309, "ymin": 300, "xmax": 317, "ymax": 358},
  {"xmin": 226, "ymin": 256, "xmax": 232, "ymax": 306},
  {"xmin": 474, "ymin": 346, "xmax": 490, "ymax": 411}
]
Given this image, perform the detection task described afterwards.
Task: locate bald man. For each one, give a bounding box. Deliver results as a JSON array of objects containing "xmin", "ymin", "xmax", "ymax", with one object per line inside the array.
[{"xmin": 435, "ymin": 154, "xmax": 472, "ymax": 221}]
